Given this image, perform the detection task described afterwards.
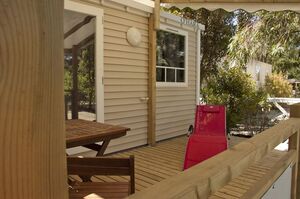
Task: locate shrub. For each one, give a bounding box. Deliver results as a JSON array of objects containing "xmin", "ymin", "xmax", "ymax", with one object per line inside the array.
[
  {"xmin": 201, "ymin": 66, "xmax": 268, "ymax": 133},
  {"xmin": 265, "ymin": 73, "xmax": 292, "ymax": 97}
]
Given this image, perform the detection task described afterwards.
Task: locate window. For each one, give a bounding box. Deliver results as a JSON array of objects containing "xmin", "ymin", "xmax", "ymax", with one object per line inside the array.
[{"xmin": 156, "ymin": 25, "xmax": 188, "ymax": 86}]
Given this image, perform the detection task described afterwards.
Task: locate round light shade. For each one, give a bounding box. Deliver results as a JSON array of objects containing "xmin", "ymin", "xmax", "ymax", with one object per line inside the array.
[{"xmin": 127, "ymin": 27, "xmax": 142, "ymax": 47}]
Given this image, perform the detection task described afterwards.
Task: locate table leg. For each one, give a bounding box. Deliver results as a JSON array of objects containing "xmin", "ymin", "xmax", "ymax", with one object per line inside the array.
[
  {"xmin": 96, "ymin": 140, "xmax": 110, "ymax": 156},
  {"xmin": 83, "ymin": 139, "xmax": 111, "ymax": 156},
  {"xmin": 75, "ymin": 141, "xmax": 111, "ymax": 182}
]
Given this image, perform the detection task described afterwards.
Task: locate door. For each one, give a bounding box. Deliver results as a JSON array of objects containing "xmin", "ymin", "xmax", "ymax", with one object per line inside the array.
[{"xmin": 64, "ymin": 0, "xmax": 104, "ymax": 122}]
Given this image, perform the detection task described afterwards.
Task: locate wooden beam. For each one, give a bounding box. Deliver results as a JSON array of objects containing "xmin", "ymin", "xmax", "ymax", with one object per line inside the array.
[
  {"xmin": 161, "ymin": 0, "xmax": 299, "ymax": 2},
  {"xmin": 290, "ymin": 103, "xmax": 300, "ymax": 199},
  {"xmin": 154, "ymin": 0, "xmax": 160, "ymax": 30},
  {"xmin": 64, "ymin": 16, "xmax": 94, "ymax": 39},
  {"xmin": 64, "ymin": 34, "xmax": 95, "ymax": 53},
  {"xmin": 0, "ymin": 0, "xmax": 67, "ymax": 198},
  {"xmin": 77, "ymin": 34, "xmax": 95, "ymax": 48},
  {"xmin": 291, "ymin": 103, "xmax": 300, "ymax": 118},
  {"xmin": 71, "ymin": 45, "xmax": 79, "ymax": 119},
  {"xmin": 64, "ymin": 48, "xmax": 72, "ymax": 54},
  {"xmin": 148, "ymin": 14, "xmax": 157, "ymax": 146},
  {"xmin": 148, "ymin": 0, "xmax": 160, "ymax": 146},
  {"xmin": 290, "ymin": 132, "xmax": 299, "ymax": 199}
]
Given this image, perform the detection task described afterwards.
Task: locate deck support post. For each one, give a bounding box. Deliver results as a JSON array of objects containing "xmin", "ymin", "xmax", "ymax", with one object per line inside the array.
[
  {"xmin": 154, "ymin": 0, "xmax": 160, "ymax": 30},
  {"xmin": 148, "ymin": 14, "xmax": 157, "ymax": 146},
  {"xmin": 290, "ymin": 103, "xmax": 300, "ymax": 199},
  {"xmin": 147, "ymin": 0, "xmax": 161, "ymax": 146},
  {"xmin": 0, "ymin": 0, "xmax": 68, "ymax": 198},
  {"xmin": 72, "ymin": 45, "xmax": 79, "ymax": 119}
]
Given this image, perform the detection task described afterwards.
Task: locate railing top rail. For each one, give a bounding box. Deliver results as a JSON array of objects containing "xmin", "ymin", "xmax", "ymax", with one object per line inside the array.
[{"xmin": 268, "ymin": 97, "xmax": 300, "ymax": 104}]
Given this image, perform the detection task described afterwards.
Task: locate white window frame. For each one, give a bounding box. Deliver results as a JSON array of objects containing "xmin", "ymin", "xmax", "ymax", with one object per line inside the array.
[{"xmin": 156, "ymin": 24, "xmax": 189, "ymax": 87}]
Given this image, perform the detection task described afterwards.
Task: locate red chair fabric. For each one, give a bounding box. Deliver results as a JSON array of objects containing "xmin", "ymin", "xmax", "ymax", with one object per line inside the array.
[
  {"xmin": 183, "ymin": 135, "xmax": 227, "ymax": 170},
  {"xmin": 183, "ymin": 105, "xmax": 227, "ymax": 170},
  {"xmin": 194, "ymin": 105, "xmax": 226, "ymax": 136}
]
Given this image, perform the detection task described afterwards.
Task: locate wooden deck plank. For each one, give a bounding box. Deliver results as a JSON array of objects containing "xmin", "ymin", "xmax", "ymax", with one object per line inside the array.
[
  {"xmin": 222, "ymin": 185, "xmax": 247, "ymax": 194},
  {"xmin": 210, "ymin": 150, "xmax": 294, "ymax": 198},
  {"xmin": 123, "ymin": 150, "xmax": 183, "ymax": 165},
  {"xmin": 131, "ymin": 146, "xmax": 185, "ymax": 159},
  {"xmin": 114, "ymin": 152, "xmax": 180, "ymax": 171},
  {"xmin": 214, "ymin": 191, "xmax": 240, "ymax": 199},
  {"xmin": 95, "ymin": 136, "xmax": 186, "ymax": 191},
  {"xmin": 94, "ymin": 135, "xmax": 247, "ymax": 193},
  {"xmin": 134, "ymin": 173, "xmax": 158, "ymax": 185},
  {"xmin": 139, "ymin": 148, "xmax": 185, "ymax": 159},
  {"xmin": 133, "ymin": 170, "xmax": 165, "ymax": 182},
  {"xmin": 118, "ymin": 152, "xmax": 181, "ymax": 170},
  {"xmin": 219, "ymin": 187, "xmax": 244, "ymax": 197},
  {"xmin": 228, "ymin": 182, "xmax": 250, "ymax": 190},
  {"xmin": 124, "ymin": 154, "xmax": 181, "ymax": 172}
]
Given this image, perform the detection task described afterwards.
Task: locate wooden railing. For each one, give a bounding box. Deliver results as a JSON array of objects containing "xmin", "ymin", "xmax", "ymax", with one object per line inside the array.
[{"xmin": 128, "ymin": 103, "xmax": 300, "ymax": 199}]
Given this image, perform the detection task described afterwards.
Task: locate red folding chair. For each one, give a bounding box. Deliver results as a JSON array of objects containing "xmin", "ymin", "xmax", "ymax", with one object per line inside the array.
[
  {"xmin": 193, "ymin": 105, "xmax": 226, "ymax": 136},
  {"xmin": 183, "ymin": 105, "xmax": 228, "ymax": 170}
]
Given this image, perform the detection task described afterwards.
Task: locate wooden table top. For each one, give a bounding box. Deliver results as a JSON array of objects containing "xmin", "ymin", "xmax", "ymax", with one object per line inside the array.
[{"xmin": 66, "ymin": 119, "xmax": 130, "ymax": 148}]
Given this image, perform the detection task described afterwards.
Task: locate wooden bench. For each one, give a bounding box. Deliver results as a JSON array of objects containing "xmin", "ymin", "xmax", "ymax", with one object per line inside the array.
[{"xmin": 68, "ymin": 155, "xmax": 135, "ymax": 199}]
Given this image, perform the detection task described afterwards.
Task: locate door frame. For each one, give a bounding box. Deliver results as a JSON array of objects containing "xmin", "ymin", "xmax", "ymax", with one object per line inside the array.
[{"xmin": 64, "ymin": 0, "xmax": 104, "ymax": 122}]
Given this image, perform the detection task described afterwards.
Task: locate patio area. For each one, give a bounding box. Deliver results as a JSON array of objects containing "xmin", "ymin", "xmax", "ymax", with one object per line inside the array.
[{"xmin": 69, "ymin": 135, "xmax": 247, "ymax": 192}]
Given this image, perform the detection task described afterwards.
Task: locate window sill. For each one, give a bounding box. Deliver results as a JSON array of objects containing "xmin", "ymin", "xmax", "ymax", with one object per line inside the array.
[{"xmin": 156, "ymin": 82, "xmax": 188, "ymax": 88}]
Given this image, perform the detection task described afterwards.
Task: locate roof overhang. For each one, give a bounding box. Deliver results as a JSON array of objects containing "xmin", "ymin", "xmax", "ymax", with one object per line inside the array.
[
  {"xmin": 161, "ymin": 1, "xmax": 300, "ymax": 12},
  {"xmin": 160, "ymin": 11, "xmax": 205, "ymax": 30},
  {"xmin": 105, "ymin": 0, "xmax": 154, "ymax": 13},
  {"xmin": 64, "ymin": 10, "xmax": 95, "ymax": 49}
]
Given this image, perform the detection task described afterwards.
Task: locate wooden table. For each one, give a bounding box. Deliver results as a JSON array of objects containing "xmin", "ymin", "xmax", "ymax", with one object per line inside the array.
[{"xmin": 66, "ymin": 119, "xmax": 130, "ymax": 156}]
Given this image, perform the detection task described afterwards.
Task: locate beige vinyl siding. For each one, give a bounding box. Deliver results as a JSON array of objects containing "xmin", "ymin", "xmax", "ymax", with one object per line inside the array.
[
  {"xmin": 76, "ymin": 1, "xmax": 149, "ymax": 154},
  {"xmin": 156, "ymin": 22, "xmax": 197, "ymax": 141},
  {"xmin": 70, "ymin": 0, "xmax": 199, "ymax": 152},
  {"xmin": 103, "ymin": 7, "xmax": 149, "ymax": 154}
]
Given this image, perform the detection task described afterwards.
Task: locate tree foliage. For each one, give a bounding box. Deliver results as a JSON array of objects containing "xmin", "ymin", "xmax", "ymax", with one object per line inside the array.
[
  {"xmin": 163, "ymin": 7, "xmax": 236, "ymax": 83},
  {"xmin": 78, "ymin": 44, "xmax": 95, "ymax": 111},
  {"xmin": 228, "ymin": 11, "xmax": 300, "ymax": 75},
  {"xmin": 201, "ymin": 66, "xmax": 268, "ymax": 132},
  {"xmin": 163, "ymin": 7, "xmax": 300, "ymax": 80},
  {"xmin": 161, "ymin": 6, "xmax": 298, "ymax": 132},
  {"xmin": 64, "ymin": 43, "xmax": 95, "ymax": 112},
  {"xmin": 265, "ymin": 73, "xmax": 293, "ymax": 97}
]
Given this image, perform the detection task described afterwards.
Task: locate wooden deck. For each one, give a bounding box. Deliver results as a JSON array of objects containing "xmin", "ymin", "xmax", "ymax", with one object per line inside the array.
[
  {"xmin": 83, "ymin": 135, "xmax": 247, "ymax": 192},
  {"xmin": 126, "ymin": 115, "xmax": 300, "ymax": 199}
]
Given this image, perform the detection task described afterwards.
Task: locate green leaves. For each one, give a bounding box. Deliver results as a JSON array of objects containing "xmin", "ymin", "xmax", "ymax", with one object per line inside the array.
[
  {"xmin": 164, "ymin": 7, "xmax": 299, "ymax": 82},
  {"xmin": 202, "ymin": 67, "xmax": 267, "ymax": 132},
  {"xmin": 228, "ymin": 11, "xmax": 300, "ymax": 75},
  {"xmin": 64, "ymin": 44, "xmax": 96, "ymax": 112},
  {"xmin": 265, "ymin": 73, "xmax": 293, "ymax": 97},
  {"xmin": 164, "ymin": 7, "xmax": 236, "ymax": 83},
  {"xmin": 78, "ymin": 45, "xmax": 96, "ymax": 109}
]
